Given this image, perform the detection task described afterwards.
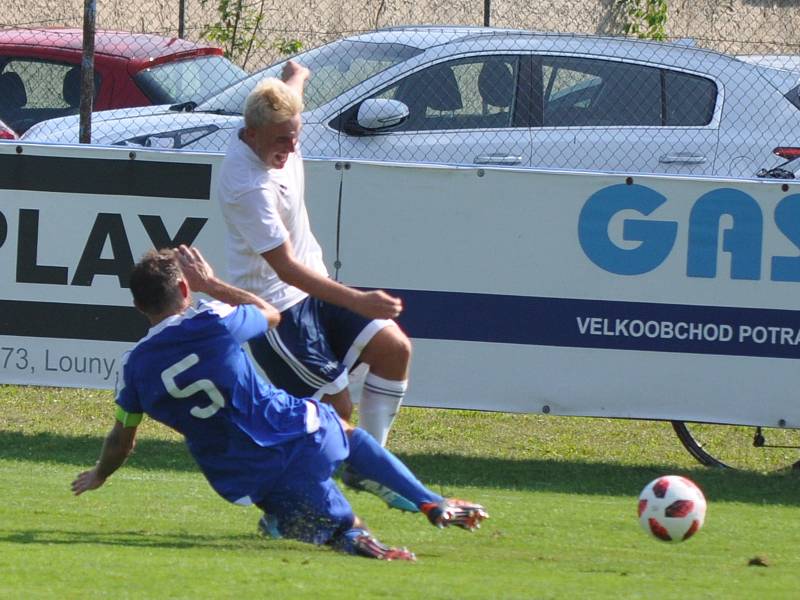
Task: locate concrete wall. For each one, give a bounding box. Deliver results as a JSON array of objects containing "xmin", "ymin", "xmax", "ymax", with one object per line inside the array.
[{"xmin": 3, "ymin": 0, "xmax": 799, "ymax": 68}]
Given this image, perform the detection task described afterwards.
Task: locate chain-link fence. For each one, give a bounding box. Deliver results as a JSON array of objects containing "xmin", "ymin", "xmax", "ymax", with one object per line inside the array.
[{"xmin": 3, "ymin": 1, "xmax": 800, "ymax": 178}]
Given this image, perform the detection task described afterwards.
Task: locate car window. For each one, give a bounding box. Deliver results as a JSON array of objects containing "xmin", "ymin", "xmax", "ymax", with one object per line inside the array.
[
  {"xmin": 371, "ymin": 56, "xmax": 520, "ymax": 131},
  {"xmin": 664, "ymin": 70, "xmax": 716, "ymax": 126},
  {"xmin": 542, "ymin": 57, "xmax": 661, "ymax": 126},
  {"xmin": 0, "ymin": 58, "xmax": 99, "ymax": 133},
  {"xmin": 1, "ymin": 59, "xmax": 79, "ymax": 109},
  {"xmin": 134, "ymin": 55, "xmax": 247, "ymax": 104},
  {"xmin": 197, "ymin": 40, "xmax": 422, "ymax": 114}
]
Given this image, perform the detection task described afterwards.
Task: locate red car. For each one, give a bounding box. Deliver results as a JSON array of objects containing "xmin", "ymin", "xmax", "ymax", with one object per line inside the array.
[
  {"xmin": 0, "ymin": 116, "xmax": 17, "ymax": 139},
  {"xmin": 0, "ymin": 28, "xmax": 246, "ymax": 133}
]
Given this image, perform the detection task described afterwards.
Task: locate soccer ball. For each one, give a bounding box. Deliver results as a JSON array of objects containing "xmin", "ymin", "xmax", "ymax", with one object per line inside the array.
[{"xmin": 638, "ymin": 475, "xmax": 706, "ymax": 542}]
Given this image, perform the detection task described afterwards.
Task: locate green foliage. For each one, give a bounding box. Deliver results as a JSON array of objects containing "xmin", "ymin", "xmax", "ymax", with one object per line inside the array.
[
  {"xmin": 617, "ymin": 0, "xmax": 669, "ymax": 41},
  {"xmin": 274, "ymin": 38, "xmax": 303, "ymax": 56},
  {"xmin": 200, "ymin": 0, "xmax": 264, "ymax": 67},
  {"xmin": 200, "ymin": 0, "xmax": 303, "ymax": 67}
]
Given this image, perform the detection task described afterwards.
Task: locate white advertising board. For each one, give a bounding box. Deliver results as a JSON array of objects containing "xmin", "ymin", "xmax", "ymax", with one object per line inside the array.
[
  {"xmin": 327, "ymin": 162, "xmax": 800, "ymax": 428},
  {"xmin": 1, "ymin": 142, "xmax": 798, "ymax": 429},
  {"xmin": 0, "ymin": 144, "xmax": 225, "ymax": 388}
]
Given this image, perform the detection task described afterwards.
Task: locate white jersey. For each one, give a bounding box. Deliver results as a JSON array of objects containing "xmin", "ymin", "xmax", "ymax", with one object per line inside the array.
[{"xmin": 217, "ymin": 131, "xmax": 327, "ymax": 312}]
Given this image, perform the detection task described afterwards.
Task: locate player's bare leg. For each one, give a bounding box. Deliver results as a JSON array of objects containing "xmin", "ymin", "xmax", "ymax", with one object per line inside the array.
[
  {"xmin": 321, "ymin": 387, "xmax": 353, "ymax": 422},
  {"xmin": 359, "ymin": 325, "xmax": 411, "ymax": 381}
]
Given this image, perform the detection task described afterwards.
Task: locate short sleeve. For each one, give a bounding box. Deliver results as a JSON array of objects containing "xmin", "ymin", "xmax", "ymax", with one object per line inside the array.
[
  {"xmin": 115, "ymin": 351, "xmax": 143, "ymax": 417},
  {"xmin": 223, "ymin": 186, "xmax": 288, "ymax": 254},
  {"xmin": 217, "ymin": 303, "xmax": 270, "ymax": 344}
]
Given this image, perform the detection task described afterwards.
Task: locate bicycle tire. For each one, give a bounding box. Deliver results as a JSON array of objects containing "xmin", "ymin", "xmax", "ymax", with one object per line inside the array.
[
  {"xmin": 672, "ymin": 420, "xmax": 800, "ymax": 471},
  {"xmin": 671, "ymin": 421, "xmax": 730, "ymax": 468}
]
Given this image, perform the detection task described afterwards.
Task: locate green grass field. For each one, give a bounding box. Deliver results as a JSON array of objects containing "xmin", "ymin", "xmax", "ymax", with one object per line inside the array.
[{"xmin": 2, "ymin": 385, "xmax": 799, "ymax": 599}]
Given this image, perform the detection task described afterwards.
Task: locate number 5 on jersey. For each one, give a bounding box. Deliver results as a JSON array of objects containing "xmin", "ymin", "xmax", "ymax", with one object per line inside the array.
[{"xmin": 161, "ymin": 353, "xmax": 225, "ymax": 418}]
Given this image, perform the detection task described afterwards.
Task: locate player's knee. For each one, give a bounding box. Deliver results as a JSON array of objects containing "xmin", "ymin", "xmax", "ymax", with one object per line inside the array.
[
  {"xmin": 394, "ymin": 332, "xmax": 412, "ymax": 365},
  {"xmin": 359, "ymin": 326, "xmax": 411, "ymax": 381},
  {"xmin": 375, "ymin": 327, "xmax": 412, "ymax": 367}
]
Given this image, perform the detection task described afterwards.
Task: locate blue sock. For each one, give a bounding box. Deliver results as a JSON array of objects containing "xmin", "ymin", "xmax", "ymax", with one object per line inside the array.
[
  {"xmin": 347, "ymin": 428, "xmax": 442, "ymax": 508},
  {"xmin": 331, "ymin": 527, "xmax": 368, "ymax": 555}
]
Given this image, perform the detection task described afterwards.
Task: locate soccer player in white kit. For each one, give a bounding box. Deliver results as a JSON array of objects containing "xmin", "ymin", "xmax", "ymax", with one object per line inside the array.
[{"xmin": 217, "ymin": 61, "xmax": 416, "ymax": 511}]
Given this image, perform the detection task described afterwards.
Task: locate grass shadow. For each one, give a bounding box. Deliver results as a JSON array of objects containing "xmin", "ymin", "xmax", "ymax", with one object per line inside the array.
[
  {"xmin": 0, "ymin": 528, "xmax": 322, "ymax": 555},
  {"xmin": 397, "ymin": 452, "xmax": 800, "ymax": 506},
  {"xmin": 2, "ymin": 429, "xmax": 798, "ymax": 506},
  {"xmin": 0, "ymin": 429, "xmax": 196, "ymax": 472}
]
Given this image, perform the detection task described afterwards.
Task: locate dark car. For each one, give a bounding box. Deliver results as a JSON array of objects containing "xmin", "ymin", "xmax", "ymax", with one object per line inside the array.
[{"xmin": 0, "ymin": 28, "xmax": 246, "ymax": 133}]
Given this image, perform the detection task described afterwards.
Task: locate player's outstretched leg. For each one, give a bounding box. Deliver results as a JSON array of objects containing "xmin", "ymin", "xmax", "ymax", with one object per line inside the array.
[
  {"xmin": 346, "ymin": 427, "xmax": 489, "ymax": 530},
  {"xmin": 420, "ymin": 498, "xmax": 489, "ymax": 531},
  {"xmin": 341, "ymin": 464, "xmax": 419, "ymax": 513},
  {"xmin": 331, "ymin": 527, "xmax": 416, "ymax": 561},
  {"xmin": 346, "ymin": 427, "xmax": 441, "ymax": 510}
]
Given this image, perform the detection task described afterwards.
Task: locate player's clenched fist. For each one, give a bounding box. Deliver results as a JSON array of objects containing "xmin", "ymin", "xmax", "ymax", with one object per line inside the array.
[{"xmin": 354, "ymin": 290, "xmax": 403, "ymax": 319}]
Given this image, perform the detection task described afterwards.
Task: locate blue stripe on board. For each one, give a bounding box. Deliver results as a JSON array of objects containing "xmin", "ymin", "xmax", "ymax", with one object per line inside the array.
[
  {"xmin": 390, "ymin": 289, "xmax": 800, "ymax": 360},
  {"xmin": 3, "ymin": 291, "xmax": 800, "ymax": 361}
]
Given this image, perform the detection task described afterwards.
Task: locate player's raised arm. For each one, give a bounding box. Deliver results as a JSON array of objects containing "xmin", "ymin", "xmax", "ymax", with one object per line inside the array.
[
  {"xmin": 71, "ymin": 419, "xmax": 137, "ymax": 495},
  {"xmin": 176, "ymin": 245, "xmax": 280, "ymax": 328},
  {"xmin": 281, "ymin": 60, "xmax": 310, "ymax": 98}
]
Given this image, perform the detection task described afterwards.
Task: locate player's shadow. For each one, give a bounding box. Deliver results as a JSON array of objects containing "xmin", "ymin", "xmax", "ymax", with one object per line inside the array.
[
  {"xmin": 0, "ymin": 430, "xmax": 196, "ymax": 472},
  {"xmin": 2, "ymin": 430, "xmax": 798, "ymax": 506},
  {"xmin": 392, "ymin": 451, "xmax": 800, "ymax": 507},
  {"xmin": 0, "ymin": 528, "xmax": 326, "ymax": 555},
  {"xmin": 0, "ymin": 529, "xmax": 250, "ymax": 549}
]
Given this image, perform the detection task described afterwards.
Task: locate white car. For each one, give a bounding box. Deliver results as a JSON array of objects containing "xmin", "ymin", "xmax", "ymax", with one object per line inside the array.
[
  {"xmin": 737, "ymin": 55, "xmax": 800, "ymax": 73},
  {"xmin": 23, "ymin": 26, "xmax": 800, "ymax": 178}
]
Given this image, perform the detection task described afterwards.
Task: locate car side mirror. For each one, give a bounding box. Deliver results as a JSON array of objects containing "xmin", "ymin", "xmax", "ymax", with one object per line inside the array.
[{"xmin": 355, "ymin": 99, "xmax": 409, "ymax": 132}]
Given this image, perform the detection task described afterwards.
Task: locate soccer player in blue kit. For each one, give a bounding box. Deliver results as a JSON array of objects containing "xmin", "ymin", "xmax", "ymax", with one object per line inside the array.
[{"xmin": 71, "ymin": 245, "xmax": 487, "ymax": 560}]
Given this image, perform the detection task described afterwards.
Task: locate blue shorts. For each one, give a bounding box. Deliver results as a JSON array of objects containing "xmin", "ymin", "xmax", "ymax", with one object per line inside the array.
[
  {"xmin": 255, "ymin": 401, "xmax": 354, "ymax": 544},
  {"xmin": 249, "ymin": 295, "xmax": 392, "ymax": 398}
]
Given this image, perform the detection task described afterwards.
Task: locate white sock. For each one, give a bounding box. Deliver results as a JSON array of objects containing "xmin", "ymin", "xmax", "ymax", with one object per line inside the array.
[{"xmin": 358, "ymin": 373, "xmax": 407, "ymax": 447}]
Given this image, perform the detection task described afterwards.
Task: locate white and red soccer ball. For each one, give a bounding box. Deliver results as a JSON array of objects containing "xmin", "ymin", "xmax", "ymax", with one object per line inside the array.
[{"xmin": 638, "ymin": 475, "xmax": 707, "ymax": 542}]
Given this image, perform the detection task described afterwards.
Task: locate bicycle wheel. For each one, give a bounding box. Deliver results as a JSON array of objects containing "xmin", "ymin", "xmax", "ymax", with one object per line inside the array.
[{"xmin": 672, "ymin": 421, "xmax": 800, "ymax": 471}]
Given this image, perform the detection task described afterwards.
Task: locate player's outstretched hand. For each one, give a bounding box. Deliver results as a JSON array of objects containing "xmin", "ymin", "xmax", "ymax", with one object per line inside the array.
[
  {"xmin": 176, "ymin": 245, "xmax": 215, "ymax": 294},
  {"xmin": 71, "ymin": 467, "xmax": 106, "ymax": 496},
  {"xmin": 355, "ymin": 290, "xmax": 403, "ymax": 319},
  {"xmin": 281, "ymin": 60, "xmax": 310, "ymax": 86}
]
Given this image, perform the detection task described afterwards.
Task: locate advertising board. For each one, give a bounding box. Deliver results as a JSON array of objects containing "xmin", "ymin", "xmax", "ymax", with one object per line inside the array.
[
  {"xmin": 1, "ymin": 142, "xmax": 798, "ymax": 429},
  {"xmin": 331, "ymin": 162, "xmax": 800, "ymax": 428}
]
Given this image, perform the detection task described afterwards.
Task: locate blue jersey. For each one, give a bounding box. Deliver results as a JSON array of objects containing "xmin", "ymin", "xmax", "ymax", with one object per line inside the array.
[{"xmin": 116, "ymin": 300, "xmax": 314, "ymax": 505}]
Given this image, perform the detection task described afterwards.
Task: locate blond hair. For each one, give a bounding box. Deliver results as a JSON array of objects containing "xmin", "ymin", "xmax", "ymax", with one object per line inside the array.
[{"xmin": 243, "ymin": 78, "xmax": 304, "ymax": 128}]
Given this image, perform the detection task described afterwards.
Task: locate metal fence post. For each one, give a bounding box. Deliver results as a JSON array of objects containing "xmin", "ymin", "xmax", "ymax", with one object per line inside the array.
[
  {"xmin": 178, "ymin": 0, "xmax": 186, "ymax": 38},
  {"xmin": 484, "ymin": 0, "xmax": 491, "ymax": 26},
  {"xmin": 79, "ymin": 0, "xmax": 96, "ymax": 144}
]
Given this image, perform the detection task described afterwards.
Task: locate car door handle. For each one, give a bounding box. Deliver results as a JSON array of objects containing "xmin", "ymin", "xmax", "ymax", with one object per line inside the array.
[
  {"xmin": 659, "ymin": 154, "xmax": 707, "ymax": 164},
  {"xmin": 475, "ymin": 154, "xmax": 523, "ymax": 165}
]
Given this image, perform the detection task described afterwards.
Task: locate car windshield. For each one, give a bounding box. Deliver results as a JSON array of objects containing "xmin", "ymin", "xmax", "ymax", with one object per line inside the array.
[
  {"xmin": 135, "ymin": 55, "xmax": 248, "ymax": 104},
  {"xmin": 197, "ymin": 39, "xmax": 423, "ymax": 114}
]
